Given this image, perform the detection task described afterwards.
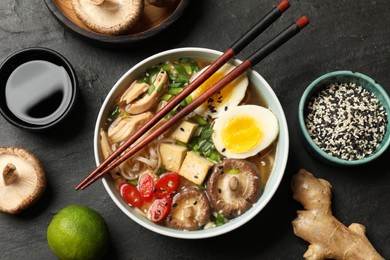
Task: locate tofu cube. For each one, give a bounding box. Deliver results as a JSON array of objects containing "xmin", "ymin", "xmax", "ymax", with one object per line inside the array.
[
  {"xmin": 159, "ymin": 143, "xmax": 187, "ymax": 172},
  {"xmin": 179, "ymin": 151, "xmax": 213, "ymax": 185},
  {"xmin": 171, "ymin": 121, "xmax": 198, "ymax": 143}
]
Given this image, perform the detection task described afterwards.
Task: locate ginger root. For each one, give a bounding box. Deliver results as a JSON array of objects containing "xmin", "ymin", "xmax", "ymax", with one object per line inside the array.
[{"xmin": 291, "ymin": 169, "xmax": 383, "ymax": 260}]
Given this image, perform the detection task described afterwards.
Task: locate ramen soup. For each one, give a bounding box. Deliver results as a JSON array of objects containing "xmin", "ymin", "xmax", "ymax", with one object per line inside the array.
[{"xmin": 100, "ymin": 58, "xmax": 279, "ymax": 230}]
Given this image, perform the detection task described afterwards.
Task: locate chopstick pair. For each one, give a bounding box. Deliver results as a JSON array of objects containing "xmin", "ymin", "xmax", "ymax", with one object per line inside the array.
[{"xmin": 76, "ymin": 0, "xmax": 308, "ymax": 190}]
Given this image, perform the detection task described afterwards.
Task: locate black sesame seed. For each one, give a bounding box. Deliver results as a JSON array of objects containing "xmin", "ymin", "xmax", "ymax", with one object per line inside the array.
[
  {"xmin": 172, "ymin": 203, "xmax": 177, "ymax": 207},
  {"xmin": 218, "ymin": 188, "xmax": 222, "ymax": 193},
  {"xmin": 180, "ymin": 127, "xmax": 185, "ymax": 132},
  {"xmin": 222, "ymin": 148, "xmax": 226, "ymax": 152},
  {"xmin": 224, "ymin": 106, "xmax": 228, "ymax": 111},
  {"xmin": 193, "ymin": 201, "xmax": 198, "ymax": 205},
  {"xmin": 304, "ymin": 82, "xmax": 387, "ymax": 161}
]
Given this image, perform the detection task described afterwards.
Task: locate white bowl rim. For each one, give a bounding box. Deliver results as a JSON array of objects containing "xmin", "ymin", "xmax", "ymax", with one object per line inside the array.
[{"xmin": 94, "ymin": 47, "xmax": 289, "ymax": 239}]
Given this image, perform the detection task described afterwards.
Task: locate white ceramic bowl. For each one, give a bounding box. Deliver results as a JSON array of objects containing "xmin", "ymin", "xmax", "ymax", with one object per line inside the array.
[{"xmin": 94, "ymin": 47, "xmax": 289, "ymax": 239}]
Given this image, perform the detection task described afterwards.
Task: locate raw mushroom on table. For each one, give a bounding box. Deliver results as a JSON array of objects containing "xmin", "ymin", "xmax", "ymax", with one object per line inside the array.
[{"xmin": 0, "ymin": 147, "xmax": 46, "ymax": 214}]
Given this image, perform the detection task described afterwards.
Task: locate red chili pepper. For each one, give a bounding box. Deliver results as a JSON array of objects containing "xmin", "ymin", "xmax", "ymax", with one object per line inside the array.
[
  {"xmin": 148, "ymin": 197, "xmax": 172, "ymax": 222},
  {"xmin": 154, "ymin": 172, "xmax": 181, "ymax": 199},
  {"xmin": 120, "ymin": 183, "xmax": 143, "ymax": 208},
  {"xmin": 137, "ymin": 173, "xmax": 154, "ymax": 202}
]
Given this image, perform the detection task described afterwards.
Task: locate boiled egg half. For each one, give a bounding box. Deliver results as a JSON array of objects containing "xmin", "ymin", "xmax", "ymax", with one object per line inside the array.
[
  {"xmin": 190, "ymin": 63, "xmax": 248, "ymax": 118},
  {"xmin": 212, "ymin": 105, "xmax": 279, "ymax": 159}
]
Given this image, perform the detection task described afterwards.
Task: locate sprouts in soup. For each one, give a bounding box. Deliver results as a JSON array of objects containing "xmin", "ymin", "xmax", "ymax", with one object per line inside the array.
[{"xmin": 100, "ymin": 57, "xmax": 279, "ymax": 230}]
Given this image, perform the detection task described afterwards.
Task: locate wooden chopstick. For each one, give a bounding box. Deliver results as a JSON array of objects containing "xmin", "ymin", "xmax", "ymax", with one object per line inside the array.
[
  {"xmin": 76, "ymin": 0, "xmax": 291, "ymax": 190},
  {"xmin": 76, "ymin": 15, "xmax": 309, "ymax": 190}
]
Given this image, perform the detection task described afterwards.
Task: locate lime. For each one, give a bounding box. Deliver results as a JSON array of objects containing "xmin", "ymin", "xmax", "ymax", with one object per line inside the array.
[{"xmin": 47, "ymin": 205, "xmax": 110, "ymax": 260}]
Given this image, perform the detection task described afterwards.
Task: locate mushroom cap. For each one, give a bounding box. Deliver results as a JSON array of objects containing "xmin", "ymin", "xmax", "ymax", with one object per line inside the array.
[
  {"xmin": 206, "ymin": 159, "xmax": 262, "ymax": 219},
  {"xmin": 0, "ymin": 147, "xmax": 46, "ymax": 214},
  {"xmin": 165, "ymin": 186, "xmax": 210, "ymax": 231},
  {"xmin": 71, "ymin": 0, "xmax": 144, "ymax": 35},
  {"xmin": 83, "ymin": 0, "xmax": 105, "ymax": 4}
]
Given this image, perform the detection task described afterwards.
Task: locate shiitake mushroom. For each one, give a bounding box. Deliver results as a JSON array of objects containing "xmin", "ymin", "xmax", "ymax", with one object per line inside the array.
[
  {"xmin": 165, "ymin": 186, "xmax": 210, "ymax": 231},
  {"xmin": 0, "ymin": 147, "xmax": 46, "ymax": 214},
  {"xmin": 206, "ymin": 159, "xmax": 262, "ymax": 219}
]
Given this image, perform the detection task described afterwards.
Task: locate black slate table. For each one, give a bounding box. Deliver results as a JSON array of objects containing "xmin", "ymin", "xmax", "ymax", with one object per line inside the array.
[{"xmin": 1, "ymin": 0, "xmax": 389, "ymax": 259}]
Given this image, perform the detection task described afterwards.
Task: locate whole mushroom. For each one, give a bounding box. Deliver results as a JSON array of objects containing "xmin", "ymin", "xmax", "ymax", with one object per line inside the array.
[
  {"xmin": 206, "ymin": 159, "xmax": 262, "ymax": 219},
  {"xmin": 0, "ymin": 147, "xmax": 46, "ymax": 214},
  {"xmin": 165, "ymin": 186, "xmax": 210, "ymax": 230},
  {"xmin": 72, "ymin": 0, "xmax": 144, "ymax": 35}
]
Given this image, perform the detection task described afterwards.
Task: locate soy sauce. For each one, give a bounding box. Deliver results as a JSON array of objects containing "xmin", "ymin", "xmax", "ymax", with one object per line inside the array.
[{"xmin": 5, "ymin": 60, "xmax": 72, "ymax": 125}]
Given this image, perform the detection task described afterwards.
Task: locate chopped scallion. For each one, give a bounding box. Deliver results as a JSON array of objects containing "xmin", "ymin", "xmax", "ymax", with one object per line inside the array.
[
  {"xmin": 161, "ymin": 93, "xmax": 173, "ymax": 101},
  {"xmin": 128, "ymin": 179, "xmax": 138, "ymax": 186},
  {"xmin": 147, "ymin": 84, "xmax": 155, "ymax": 95},
  {"xmin": 215, "ymin": 213, "xmax": 225, "ymax": 226},
  {"xmin": 109, "ymin": 105, "xmax": 121, "ymax": 121},
  {"xmin": 167, "ymin": 87, "xmax": 183, "ymax": 95},
  {"xmin": 177, "ymin": 141, "xmax": 187, "ymax": 147},
  {"xmin": 193, "ymin": 115, "xmax": 208, "ymax": 126},
  {"xmin": 228, "ymin": 169, "xmax": 240, "ymax": 174}
]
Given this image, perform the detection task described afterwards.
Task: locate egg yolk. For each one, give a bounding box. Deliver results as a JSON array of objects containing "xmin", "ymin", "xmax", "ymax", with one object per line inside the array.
[
  {"xmin": 192, "ymin": 70, "xmax": 235, "ymax": 109},
  {"xmin": 221, "ymin": 116, "xmax": 263, "ymax": 153}
]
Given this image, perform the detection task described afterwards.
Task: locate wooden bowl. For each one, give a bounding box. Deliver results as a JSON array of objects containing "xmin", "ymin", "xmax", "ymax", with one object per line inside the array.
[{"xmin": 44, "ymin": 0, "xmax": 191, "ymax": 48}]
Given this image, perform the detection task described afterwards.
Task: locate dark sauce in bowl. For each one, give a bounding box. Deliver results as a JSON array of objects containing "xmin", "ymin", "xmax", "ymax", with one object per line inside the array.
[
  {"xmin": 5, "ymin": 60, "xmax": 73, "ymax": 125},
  {"xmin": 0, "ymin": 48, "xmax": 78, "ymax": 131}
]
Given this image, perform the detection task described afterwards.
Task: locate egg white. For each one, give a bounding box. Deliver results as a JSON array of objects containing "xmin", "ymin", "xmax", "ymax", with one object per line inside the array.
[
  {"xmin": 190, "ymin": 63, "xmax": 248, "ymax": 119},
  {"xmin": 212, "ymin": 105, "xmax": 279, "ymax": 159}
]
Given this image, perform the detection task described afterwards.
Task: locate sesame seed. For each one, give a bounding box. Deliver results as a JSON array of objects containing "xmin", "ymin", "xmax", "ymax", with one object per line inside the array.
[{"xmin": 304, "ymin": 82, "xmax": 388, "ymax": 160}]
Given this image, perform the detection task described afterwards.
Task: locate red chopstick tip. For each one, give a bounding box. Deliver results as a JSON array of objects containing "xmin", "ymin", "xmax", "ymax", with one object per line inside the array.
[
  {"xmin": 296, "ymin": 16, "xmax": 309, "ymax": 29},
  {"xmin": 277, "ymin": 0, "xmax": 290, "ymax": 12}
]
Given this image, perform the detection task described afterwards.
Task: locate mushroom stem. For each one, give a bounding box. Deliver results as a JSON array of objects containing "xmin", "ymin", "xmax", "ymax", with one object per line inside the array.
[
  {"xmin": 184, "ymin": 206, "xmax": 194, "ymax": 219},
  {"xmin": 229, "ymin": 176, "xmax": 239, "ymax": 191},
  {"xmin": 3, "ymin": 163, "xmax": 18, "ymax": 185}
]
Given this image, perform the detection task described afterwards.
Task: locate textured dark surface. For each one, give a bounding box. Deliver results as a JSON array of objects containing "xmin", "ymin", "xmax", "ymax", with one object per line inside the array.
[{"xmin": 1, "ymin": 0, "xmax": 389, "ymax": 259}]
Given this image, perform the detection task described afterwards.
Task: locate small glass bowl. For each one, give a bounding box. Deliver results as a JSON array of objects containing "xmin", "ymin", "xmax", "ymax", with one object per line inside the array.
[
  {"xmin": 298, "ymin": 70, "xmax": 390, "ymax": 166},
  {"xmin": 0, "ymin": 47, "xmax": 78, "ymax": 131}
]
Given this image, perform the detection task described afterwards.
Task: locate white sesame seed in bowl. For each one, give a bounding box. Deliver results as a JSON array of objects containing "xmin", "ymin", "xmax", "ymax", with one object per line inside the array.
[{"xmin": 298, "ymin": 70, "xmax": 390, "ymax": 166}]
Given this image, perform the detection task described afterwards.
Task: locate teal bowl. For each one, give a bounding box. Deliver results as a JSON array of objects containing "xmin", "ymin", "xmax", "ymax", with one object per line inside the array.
[{"xmin": 298, "ymin": 71, "xmax": 390, "ymax": 166}]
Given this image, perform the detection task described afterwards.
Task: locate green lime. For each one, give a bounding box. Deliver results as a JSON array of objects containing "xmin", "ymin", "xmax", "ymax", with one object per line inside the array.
[{"xmin": 47, "ymin": 205, "xmax": 110, "ymax": 260}]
